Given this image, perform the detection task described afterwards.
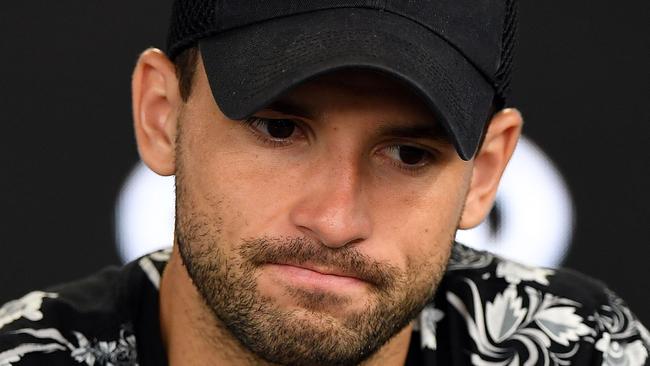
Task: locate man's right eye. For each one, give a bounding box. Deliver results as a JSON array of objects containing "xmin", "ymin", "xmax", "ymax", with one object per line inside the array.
[
  {"xmin": 380, "ymin": 144, "xmax": 436, "ymax": 173},
  {"xmin": 242, "ymin": 117, "xmax": 309, "ymax": 148},
  {"xmin": 246, "ymin": 117, "xmax": 298, "ymax": 139}
]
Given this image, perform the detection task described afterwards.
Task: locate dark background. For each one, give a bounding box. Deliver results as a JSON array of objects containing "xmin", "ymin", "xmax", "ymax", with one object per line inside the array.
[{"xmin": 1, "ymin": 1, "xmax": 648, "ymax": 324}]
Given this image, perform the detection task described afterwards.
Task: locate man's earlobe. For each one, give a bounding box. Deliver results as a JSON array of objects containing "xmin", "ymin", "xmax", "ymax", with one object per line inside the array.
[
  {"xmin": 131, "ymin": 48, "xmax": 182, "ymax": 176},
  {"xmin": 459, "ymin": 108, "xmax": 523, "ymax": 229}
]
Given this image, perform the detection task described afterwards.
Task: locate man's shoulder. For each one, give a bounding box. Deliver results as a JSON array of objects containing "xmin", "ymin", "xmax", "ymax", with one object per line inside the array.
[
  {"xmin": 0, "ymin": 249, "xmax": 170, "ymax": 365},
  {"xmin": 425, "ymin": 243, "xmax": 650, "ymax": 365},
  {"xmin": 443, "ymin": 243, "xmax": 612, "ymax": 305}
]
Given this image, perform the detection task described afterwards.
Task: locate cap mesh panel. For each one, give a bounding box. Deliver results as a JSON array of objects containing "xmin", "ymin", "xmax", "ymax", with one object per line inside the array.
[
  {"xmin": 493, "ymin": 0, "xmax": 519, "ymax": 107},
  {"xmin": 167, "ymin": 0, "xmax": 217, "ymax": 59}
]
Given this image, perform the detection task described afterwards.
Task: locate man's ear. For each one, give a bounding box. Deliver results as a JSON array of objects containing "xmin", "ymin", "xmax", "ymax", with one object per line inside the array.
[
  {"xmin": 132, "ymin": 48, "xmax": 182, "ymax": 176},
  {"xmin": 459, "ymin": 108, "xmax": 523, "ymax": 229}
]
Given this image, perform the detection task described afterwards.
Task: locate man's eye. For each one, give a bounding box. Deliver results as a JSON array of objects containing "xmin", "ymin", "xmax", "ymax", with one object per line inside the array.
[
  {"xmin": 384, "ymin": 145, "xmax": 432, "ymax": 167},
  {"xmin": 248, "ymin": 117, "xmax": 297, "ymax": 139}
]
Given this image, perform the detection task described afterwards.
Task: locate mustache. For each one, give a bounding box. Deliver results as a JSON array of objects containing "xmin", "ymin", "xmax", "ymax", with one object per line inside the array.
[{"xmin": 239, "ymin": 236, "xmax": 400, "ymax": 290}]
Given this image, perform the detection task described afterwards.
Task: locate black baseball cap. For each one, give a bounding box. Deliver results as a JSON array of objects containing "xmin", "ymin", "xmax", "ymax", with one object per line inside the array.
[{"xmin": 167, "ymin": 1, "xmax": 518, "ymax": 160}]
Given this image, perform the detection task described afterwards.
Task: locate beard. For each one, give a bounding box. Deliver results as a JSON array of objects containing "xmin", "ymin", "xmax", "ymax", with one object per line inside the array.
[{"xmin": 175, "ymin": 208, "xmax": 451, "ymax": 366}]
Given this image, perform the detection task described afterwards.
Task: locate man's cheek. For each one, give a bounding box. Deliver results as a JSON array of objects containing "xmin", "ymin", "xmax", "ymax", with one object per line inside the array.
[
  {"xmin": 207, "ymin": 188, "xmax": 288, "ymax": 243},
  {"xmin": 225, "ymin": 178, "xmax": 307, "ymax": 232}
]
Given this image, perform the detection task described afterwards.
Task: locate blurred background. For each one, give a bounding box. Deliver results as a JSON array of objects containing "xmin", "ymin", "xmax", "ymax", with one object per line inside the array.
[{"xmin": 0, "ymin": 1, "xmax": 648, "ymax": 323}]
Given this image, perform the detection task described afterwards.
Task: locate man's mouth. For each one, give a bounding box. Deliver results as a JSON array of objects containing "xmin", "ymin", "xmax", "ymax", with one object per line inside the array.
[
  {"xmin": 264, "ymin": 262, "xmax": 369, "ymax": 291},
  {"xmin": 273, "ymin": 261, "xmax": 363, "ymax": 280},
  {"xmin": 240, "ymin": 237, "xmax": 395, "ymax": 290}
]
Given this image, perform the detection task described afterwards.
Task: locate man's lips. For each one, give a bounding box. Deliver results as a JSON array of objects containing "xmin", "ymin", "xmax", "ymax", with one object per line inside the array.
[
  {"xmin": 273, "ymin": 262, "xmax": 363, "ymax": 280},
  {"xmin": 264, "ymin": 262, "xmax": 369, "ymax": 289}
]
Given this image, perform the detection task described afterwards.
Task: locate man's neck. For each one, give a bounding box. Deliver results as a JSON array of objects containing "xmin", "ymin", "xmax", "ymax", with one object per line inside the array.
[{"xmin": 159, "ymin": 245, "xmax": 413, "ymax": 366}]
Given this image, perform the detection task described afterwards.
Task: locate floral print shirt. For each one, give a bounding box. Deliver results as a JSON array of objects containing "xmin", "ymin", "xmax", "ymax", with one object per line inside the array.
[{"xmin": 0, "ymin": 244, "xmax": 648, "ymax": 365}]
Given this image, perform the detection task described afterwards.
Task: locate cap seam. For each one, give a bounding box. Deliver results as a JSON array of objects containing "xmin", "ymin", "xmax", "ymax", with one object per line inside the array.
[
  {"xmin": 198, "ymin": 5, "xmax": 497, "ymax": 88},
  {"xmin": 214, "ymin": 0, "xmax": 223, "ymax": 30},
  {"xmin": 172, "ymin": 6, "xmax": 383, "ymax": 57},
  {"xmin": 378, "ymin": 8, "xmax": 496, "ymax": 87}
]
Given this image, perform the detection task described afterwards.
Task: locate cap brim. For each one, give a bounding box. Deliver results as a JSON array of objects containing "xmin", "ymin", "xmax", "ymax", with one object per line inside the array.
[{"xmin": 199, "ymin": 8, "xmax": 494, "ymax": 160}]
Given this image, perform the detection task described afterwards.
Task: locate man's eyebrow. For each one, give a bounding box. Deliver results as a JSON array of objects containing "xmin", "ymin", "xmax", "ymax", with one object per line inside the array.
[
  {"xmin": 377, "ymin": 123, "xmax": 450, "ymax": 143},
  {"xmin": 264, "ymin": 100, "xmax": 317, "ymax": 119}
]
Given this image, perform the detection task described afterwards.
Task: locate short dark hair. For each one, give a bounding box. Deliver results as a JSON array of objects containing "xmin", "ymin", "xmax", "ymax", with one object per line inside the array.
[{"xmin": 173, "ymin": 46, "xmax": 199, "ymax": 101}]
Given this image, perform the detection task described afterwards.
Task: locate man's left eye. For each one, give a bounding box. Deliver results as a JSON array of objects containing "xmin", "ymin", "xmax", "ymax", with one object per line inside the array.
[
  {"xmin": 248, "ymin": 118, "xmax": 297, "ymax": 139},
  {"xmin": 383, "ymin": 145, "xmax": 432, "ymax": 167}
]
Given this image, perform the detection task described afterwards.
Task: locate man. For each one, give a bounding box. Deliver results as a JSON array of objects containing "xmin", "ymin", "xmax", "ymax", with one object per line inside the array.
[{"xmin": 1, "ymin": 0, "xmax": 648, "ymax": 365}]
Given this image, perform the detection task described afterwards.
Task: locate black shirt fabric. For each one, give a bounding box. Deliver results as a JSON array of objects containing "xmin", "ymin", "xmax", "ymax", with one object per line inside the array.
[{"xmin": 1, "ymin": 244, "xmax": 648, "ymax": 365}]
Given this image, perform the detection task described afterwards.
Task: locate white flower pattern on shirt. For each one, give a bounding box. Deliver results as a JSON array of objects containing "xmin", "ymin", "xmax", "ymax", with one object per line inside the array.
[
  {"xmin": 590, "ymin": 290, "xmax": 649, "ymax": 366},
  {"xmin": 70, "ymin": 328, "xmax": 137, "ymax": 366},
  {"xmin": 0, "ymin": 326, "xmax": 137, "ymax": 366},
  {"xmin": 496, "ymin": 260, "xmax": 555, "ymax": 286},
  {"xmin": 417, "ymin": 305, "xmax": 445, "ymax": 351},
  {"xmin": 595, "ymin": 333, "xmax": 648, "ymax": 366},
  {"xmin": 448, "ymin": 279, "xmax": 595, "ymax": 365},
  {"xmin": 444, "ymin": 248, "xmax": 649, "ymax": 366},
  {"xmin": 0, "ymin": 292, "xmax": 58, "ymax": 330}
]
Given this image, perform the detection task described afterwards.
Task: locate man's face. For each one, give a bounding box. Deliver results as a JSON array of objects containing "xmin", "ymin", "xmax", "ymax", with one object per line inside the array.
[{"xmin": 174, "ymin": 62, "xmax": 473, "ymax": 365}]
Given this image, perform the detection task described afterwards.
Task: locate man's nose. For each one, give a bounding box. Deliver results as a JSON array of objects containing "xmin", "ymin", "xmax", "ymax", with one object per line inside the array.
[{"xmin": 289, "ymin": 156, "xmax": 372, "ymax": 249}]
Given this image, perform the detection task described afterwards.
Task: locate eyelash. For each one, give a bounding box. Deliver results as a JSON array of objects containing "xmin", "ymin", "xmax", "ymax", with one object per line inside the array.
[
  {"xmin": 242, "ymin": 116, "xmax": 303, "ymax": 148},
  {"xmin": 380, "ymin": 145, "xmax": 438, "ymax": 175}
]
